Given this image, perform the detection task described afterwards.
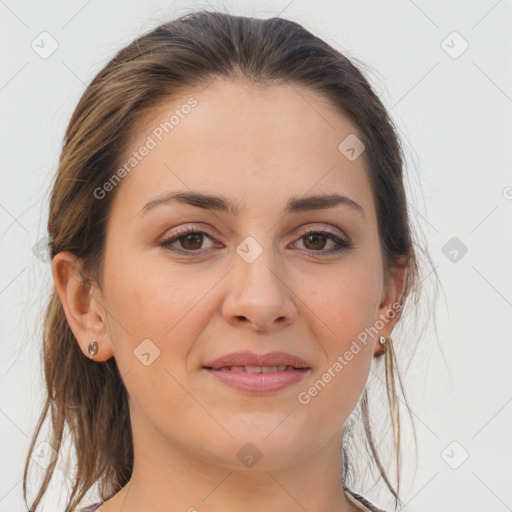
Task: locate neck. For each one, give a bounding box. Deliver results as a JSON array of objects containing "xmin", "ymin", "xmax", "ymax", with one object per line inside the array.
[
  {"xmin": 119, "ymin": 457, "xmax": 357, "ymax": 512},
  {"xmin": 102, "ymin": 406, "xmax": 359, "ymax": 512}
]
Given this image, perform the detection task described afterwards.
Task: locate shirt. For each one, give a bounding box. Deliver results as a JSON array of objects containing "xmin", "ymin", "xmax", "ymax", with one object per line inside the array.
[
  {"xmin": 75, "ymin": 489, "xmax": 386, "ymax": 511},
  {"xmin": 345, "ymin": 489, "xmax": 387, "ymax": 511}
]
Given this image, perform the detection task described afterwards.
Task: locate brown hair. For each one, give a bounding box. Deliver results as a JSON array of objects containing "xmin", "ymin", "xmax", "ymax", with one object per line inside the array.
[{"xmin": 24, "ymin": 9, "xmax": 435, "ymax": 511}]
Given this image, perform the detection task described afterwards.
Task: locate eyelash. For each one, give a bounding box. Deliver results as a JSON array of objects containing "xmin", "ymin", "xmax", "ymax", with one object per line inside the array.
[{"xmin": 159, "ymin": 226, "xmax": 352, "ymax": 257}]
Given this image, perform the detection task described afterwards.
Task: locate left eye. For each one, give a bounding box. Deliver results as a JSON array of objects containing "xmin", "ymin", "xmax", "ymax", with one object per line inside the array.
[{"xmin": 294, "ymin": 231, "xmax": 349, "ymax": 253}]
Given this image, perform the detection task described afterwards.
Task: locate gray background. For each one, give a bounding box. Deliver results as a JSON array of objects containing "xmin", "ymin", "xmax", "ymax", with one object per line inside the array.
[{"xmin": 1, "ymin": 0, "xmax": 511, "ymax": 511}]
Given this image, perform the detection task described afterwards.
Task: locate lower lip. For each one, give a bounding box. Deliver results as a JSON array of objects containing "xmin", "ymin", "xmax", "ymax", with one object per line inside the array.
[{"xmin": 204, "ymin": 368, "xmax": 310, "ymax": 393}]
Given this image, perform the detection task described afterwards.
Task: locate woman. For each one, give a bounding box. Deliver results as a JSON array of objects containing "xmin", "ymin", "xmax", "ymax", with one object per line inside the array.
[{"xmin": 23, "ymin": 9, "xmax": 430, "ymax": 512}]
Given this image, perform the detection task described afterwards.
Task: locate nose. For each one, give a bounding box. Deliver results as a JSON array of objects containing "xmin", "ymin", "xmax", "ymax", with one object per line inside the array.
[{"xmin": 221, "ymin": 245, "xmax": 297, "ymax": 332}]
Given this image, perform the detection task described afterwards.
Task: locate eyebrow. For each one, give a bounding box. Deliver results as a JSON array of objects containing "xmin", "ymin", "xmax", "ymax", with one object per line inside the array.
[{"xmin": 141, "ymin": 191, "xmax": 367, "ymax": 220}]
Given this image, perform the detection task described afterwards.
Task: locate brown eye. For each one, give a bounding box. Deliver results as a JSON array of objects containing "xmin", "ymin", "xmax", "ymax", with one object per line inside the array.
[
  {"xmin": 159, "ymin": 229, "xmax": 217, "ymax": 254},
  {"xmin": 294, "ymin": 229, "xmax": 351, "ymax": 256},
  {"xmin": 302, "ymin": 233, "xmax": 328, "ymax": 251},
  {"xmin": 179, "ymin": 233, "xmax": 204, "ymax": 250}
]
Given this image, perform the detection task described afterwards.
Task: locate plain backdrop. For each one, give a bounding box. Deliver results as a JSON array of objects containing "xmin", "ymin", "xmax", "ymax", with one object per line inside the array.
[{"xmin": 0, "ymin": 1, "xmax": 511, "ymax": 511}]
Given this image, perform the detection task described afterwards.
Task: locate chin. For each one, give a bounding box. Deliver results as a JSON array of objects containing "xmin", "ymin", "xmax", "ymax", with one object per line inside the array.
[{"xmin": 201, "ymin": 418, "xmax": 314, "ymax": 470}]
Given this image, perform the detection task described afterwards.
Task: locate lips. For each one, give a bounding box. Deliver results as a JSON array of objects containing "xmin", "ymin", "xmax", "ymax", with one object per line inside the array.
[
  {"xmin": 203, "ymin": 351, "xmax": 310, "ymax": 370},
  {"xmin": 215, "ymin": 365, "xmax": 299, "ymax": 373},
  {"xmin": 202, "ymin": 351, "xmax": 311, "ymax": 393}
]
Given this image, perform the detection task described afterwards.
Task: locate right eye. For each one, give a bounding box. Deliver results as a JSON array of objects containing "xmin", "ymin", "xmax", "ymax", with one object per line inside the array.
[{"xmin": 159, "ymin": 228, "xmax": 219, "ymax": 254}]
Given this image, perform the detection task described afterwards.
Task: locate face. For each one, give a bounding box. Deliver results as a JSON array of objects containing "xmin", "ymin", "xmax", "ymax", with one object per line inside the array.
[{"xmin": 68, "ymin": 79, "xmax": 402, "ymax": 470}]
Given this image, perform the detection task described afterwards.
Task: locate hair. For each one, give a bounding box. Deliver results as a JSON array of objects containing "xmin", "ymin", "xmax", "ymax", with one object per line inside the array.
[{"xmin": 23, "ymin": 9, "xmax": 436, "ymax": 511}]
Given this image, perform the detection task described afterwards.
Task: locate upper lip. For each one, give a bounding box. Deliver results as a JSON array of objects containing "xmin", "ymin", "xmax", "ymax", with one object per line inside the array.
[{"xmin": 203, "ymin": 351, "xmax": 310, "ymax": 369}]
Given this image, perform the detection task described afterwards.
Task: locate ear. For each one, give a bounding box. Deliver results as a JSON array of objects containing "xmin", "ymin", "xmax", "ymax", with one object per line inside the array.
[
  {"xmin": 51, "ymin": 251, "xmax": 114, "ymax": 361},
  {"xmin": 373, "ymin": 261, "xmax": 407, "ymax": 355}
]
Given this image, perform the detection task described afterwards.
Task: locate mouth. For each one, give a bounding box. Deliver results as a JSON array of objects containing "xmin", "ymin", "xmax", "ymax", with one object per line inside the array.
[
  {"xmin": 202, "ymin": 351, "xmax": 311, "ymax": 393},
  {"xmin": 205, "ymin": 365, "xmax": 305, "ymax": 372},
  {"xmin": 202, "ymin": 366, "xmax": 310, "ymax": 393}
]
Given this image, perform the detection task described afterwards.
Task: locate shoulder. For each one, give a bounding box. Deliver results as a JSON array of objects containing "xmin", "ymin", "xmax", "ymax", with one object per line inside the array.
[{"xmin": 345, "ymin": 489, "xmax": 389, "ymax": 512}]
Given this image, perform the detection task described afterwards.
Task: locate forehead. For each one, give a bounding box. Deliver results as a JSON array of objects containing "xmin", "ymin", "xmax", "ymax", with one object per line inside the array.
[{"xmin": 111, "ymin": 78, "xmax": 374, "ymax": 220}]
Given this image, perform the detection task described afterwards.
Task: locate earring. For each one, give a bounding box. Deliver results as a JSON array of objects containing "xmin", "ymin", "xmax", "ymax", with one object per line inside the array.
[
  {"xmin": 88, "ymin": 340, "xmax": 99, "ymax": 360},
  {"xmin": 375, "ymin": 336, "xmax": 392, "ymax": 357}
]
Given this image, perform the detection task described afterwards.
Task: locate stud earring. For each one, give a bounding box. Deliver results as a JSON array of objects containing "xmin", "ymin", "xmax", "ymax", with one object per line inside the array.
[
  {"xmin": 375, "ymin": 336, "xmax": 392, "ymax": 357},
  {"xmin": 88, "ymin": 340, "xmax": 99, "ymax": 360}
]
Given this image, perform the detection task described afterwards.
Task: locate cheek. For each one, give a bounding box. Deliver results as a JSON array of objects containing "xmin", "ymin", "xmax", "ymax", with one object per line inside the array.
[
  {"xmin": 103, "ymin": 247, "xmax": 208, "ymax": 333},
  {"xmin": 305, "ymin": 259, "xmax": 382, "ymax": 339},
  {"xmin": 293, "ymin": 284, "xmax": 376, "ymax": 437},
  {"xmin": 298, "ymin": 261, "xmax": 380, "ymax": 398},
  {"xmin": 102, "ymin": 250, "xmax": 223, "ymax": 379}
]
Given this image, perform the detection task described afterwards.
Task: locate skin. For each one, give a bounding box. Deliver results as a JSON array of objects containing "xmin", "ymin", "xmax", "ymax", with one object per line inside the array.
[{"xmin": 53, "ymin": 78, "xmax": 406, "ymax": 512}]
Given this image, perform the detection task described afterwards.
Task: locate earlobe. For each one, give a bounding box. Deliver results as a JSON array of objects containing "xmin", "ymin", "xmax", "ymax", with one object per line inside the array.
[
  {"xmin": 373, "ymin": 263, "xmax": 407, "ymax": 356},
  {"xmin": 374, "ymin": 335, "xmax": 392, "ymax": 358},
  {"xmin": 51, "ymin": 252, "xmax": 114, "ymax": 361}
]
